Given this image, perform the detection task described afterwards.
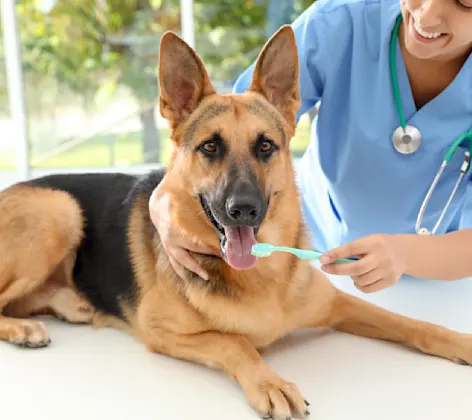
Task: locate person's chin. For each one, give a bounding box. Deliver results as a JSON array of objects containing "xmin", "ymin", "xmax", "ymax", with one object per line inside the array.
[
  {"xmin": 406, "ymin": 42, "xmax": 440, "ymax": 60},
  {"xmin": 406, "ymin": 43, "xmax": 452, "ymax": 61},
  {"xmin": 404, "ymin": 15, "xmax": 448, "ymax": 60}
]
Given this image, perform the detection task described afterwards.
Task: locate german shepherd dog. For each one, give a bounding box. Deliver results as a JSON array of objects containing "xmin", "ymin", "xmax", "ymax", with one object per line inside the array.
[{"xmin": 0, "ymin": 26, "xmax": 470, "ymax": 420}]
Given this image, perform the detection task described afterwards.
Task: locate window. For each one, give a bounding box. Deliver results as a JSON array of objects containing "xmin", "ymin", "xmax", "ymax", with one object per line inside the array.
[
  {"xmin": 16, "ymin": 0, "xmax": 180, "ymax": 170},
  {"xmin": 2, "ymin": 0, "xmax": 314, "ymax": 179}
]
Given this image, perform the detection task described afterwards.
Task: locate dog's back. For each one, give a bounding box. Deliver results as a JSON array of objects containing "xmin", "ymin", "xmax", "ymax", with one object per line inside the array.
[
  {"xmin": 0, "ymin": 170, "xmax": 165, "ymax": 327},
  {"xmin": 25, "ymin": 171, "xmax": 164, "ymax": 318}
]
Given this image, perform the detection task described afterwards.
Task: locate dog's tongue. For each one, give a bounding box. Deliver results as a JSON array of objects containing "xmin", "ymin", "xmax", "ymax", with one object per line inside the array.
[{"xmin": 224, "ymin": 226, "xmax": 257, "ymax": 270}]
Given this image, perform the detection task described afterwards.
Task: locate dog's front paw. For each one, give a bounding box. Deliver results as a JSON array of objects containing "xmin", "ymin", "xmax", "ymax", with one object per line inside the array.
[
  {"xmin": 243, "ymin": 373, "xmax": 310, "ymax": 420},
  {"xmin": 451, "ymin": 335, "xmax": 472, "ymax": 366},
  {"xmin": 9, "ymin": 320, "xmax": 51, "ymax": 348}
]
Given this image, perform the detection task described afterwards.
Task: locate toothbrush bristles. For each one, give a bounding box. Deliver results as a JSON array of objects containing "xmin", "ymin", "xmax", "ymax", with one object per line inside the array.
[{"xmin": 251, "ymin": 251, "xmax": 271, "ymax": 257}]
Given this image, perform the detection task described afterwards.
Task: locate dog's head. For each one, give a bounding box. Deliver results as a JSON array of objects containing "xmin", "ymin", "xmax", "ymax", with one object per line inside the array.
[{"xmin": 158, "ymin": 26, "xmax": 300, "ymax": 271}]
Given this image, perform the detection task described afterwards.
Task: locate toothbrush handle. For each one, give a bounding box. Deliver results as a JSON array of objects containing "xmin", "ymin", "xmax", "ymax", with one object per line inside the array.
[
  {"xmin": 293, "ymin": 249, "xmax": 323, "ymax": 260},
  {"xmin": 331, "ymin": 257, "xmax": 358, "ymax": 264},
  {"xmin": 294, "ymin": 249, "xmax": 357, "ymax": 264}
]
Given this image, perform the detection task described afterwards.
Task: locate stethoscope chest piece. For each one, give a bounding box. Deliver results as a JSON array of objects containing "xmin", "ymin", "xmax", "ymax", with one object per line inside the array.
[{"xmin": 392, "ymin": 125, "xmax": 421, "ymax": 154}]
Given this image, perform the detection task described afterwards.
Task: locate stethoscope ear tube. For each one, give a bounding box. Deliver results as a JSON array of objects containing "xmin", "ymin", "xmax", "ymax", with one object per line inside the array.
[{"xmin": 416, "ymin": 133, "xmax": 472, "ymax": 235}]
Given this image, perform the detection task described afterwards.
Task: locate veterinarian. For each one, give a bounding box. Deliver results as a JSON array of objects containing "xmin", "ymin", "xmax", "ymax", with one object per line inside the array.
[{"xmin": 150, "ymin": 0, "xmax": 472, "ymax": 292}]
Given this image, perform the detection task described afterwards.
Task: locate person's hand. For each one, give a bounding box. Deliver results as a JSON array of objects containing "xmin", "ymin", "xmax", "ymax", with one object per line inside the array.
[
  {"xmin": 319, "ymin": 234, "xmax": 407, "ymax": 293},
  {"xmin": 149, "ymin": 184, "xmax": 220, "ymax": 281}
]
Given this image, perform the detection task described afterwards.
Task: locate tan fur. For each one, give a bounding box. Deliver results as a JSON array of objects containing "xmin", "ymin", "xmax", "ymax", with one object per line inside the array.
[
  {"xmin": 0, "ymin": 184, "xmax": 88, "ymax": 346},
  {"xmin": 0, "ymin": 25, "xmax": 471, "ymax": 420}
]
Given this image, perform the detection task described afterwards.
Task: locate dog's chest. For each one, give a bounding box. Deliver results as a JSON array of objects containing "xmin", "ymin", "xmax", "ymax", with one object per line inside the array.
[
  {"xmin": 182, "ymin": 259, "xmax": 295, "ymax": 347},
  {"xmin": 187, "ymin": 287, "xmax": 289, "ymax": 348}
]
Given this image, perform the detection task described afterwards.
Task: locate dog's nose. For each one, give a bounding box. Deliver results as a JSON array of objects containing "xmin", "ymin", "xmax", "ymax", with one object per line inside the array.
[{"xmin": 226, "ymin": 195, "xmax": 261, "ymax": 224}]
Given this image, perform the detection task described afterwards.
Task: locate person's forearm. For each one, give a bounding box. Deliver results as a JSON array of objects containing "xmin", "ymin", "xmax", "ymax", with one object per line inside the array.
[{"xmin": 395, "ymin": 229, "xmax": 472, "ymax": 280}]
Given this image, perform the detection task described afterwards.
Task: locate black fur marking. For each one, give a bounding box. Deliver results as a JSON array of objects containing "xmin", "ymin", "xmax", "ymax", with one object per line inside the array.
[{"xmin": 26, "ymin": 170, "xmax": 166, "ymax": 319}]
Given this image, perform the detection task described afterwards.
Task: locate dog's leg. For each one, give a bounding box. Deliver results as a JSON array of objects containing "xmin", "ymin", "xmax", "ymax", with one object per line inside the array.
[
  {"xmin": 46, "ymin": 288, "xmax": 95, "ymax": 324},
  {"xmin": 137, "ymin": 287, "xmax": 309, "ymax": 420},
  {"xmin": 0, "ymin": 185, "xmax": 84, "ymax": 348},
  {"xmin": 5, "ymin": 252, "xmax": 94, "ymax": 325},
  {"xmin": 36, "ymin": 252, "xmax": 94, "ymax": 324},
  {"xmin": 323, "ymin": 289, "xmax": 472, "ymax": 365},
  {"xmin": 143, "ymin": 329, "xmax": 310, "ymax": 420},
  {"xmin": 4, "ymin": 286, "xmax": 93, "ymax": 325},
  {"xmin": 19, "ymin": 286, "xmax": 95, "ymax": 325}
]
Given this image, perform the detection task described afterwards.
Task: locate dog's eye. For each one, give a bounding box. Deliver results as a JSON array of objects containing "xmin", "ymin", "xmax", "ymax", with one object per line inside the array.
[
  {"xmin": 259, "ymin": 141, "xmax": 273, "ymax": 154},
  {"xmin": 199, "ymin": 140, "xmax": 220, "ymax": 156},
  {"xmin": 255, "ymin": 136, "xmax": 278, "ymax": 159},
  {"xmin": 196, "ymin": 134, "xmax": 226, "ymax": 160},
  {"xmin": 202, "ymin": 141, "xmax": 217, "ymax": 153}
]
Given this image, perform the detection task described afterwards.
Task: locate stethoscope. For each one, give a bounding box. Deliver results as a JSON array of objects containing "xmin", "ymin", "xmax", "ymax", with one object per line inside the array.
[{"xmin": 389, "ymin": 14, "xmax": 472, "ymax": 235}]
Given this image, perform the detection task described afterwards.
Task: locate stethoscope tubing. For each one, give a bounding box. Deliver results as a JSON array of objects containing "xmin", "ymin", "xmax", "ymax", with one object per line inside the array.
[{"xmin": 389, "ymin": 14, "xmax": 472, "ymax": 235}]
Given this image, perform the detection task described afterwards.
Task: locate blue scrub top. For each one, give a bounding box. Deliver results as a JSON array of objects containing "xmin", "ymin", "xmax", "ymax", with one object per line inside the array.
[{"xmin": 233, "ymin": 0, "xmax": 472, "ymax": 252}]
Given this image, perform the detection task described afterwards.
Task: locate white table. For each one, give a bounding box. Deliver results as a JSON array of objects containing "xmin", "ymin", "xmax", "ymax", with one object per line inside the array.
[{"xmin": 2, "ymin": 267, "xmax": 472, "ymax": 420}]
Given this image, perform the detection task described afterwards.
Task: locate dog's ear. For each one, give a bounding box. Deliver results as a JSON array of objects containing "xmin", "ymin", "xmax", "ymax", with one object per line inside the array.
[
  {"xmin": 248, "ymin": 25, "xmax": 300, "ymax": 130},
  {"xmin": 158, "ymin": 32, "xmax": 215, "ymax": 125}
]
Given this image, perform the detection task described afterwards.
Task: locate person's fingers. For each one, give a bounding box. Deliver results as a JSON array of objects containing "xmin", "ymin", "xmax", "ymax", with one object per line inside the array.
[
  {"xmin": 320, "ymin": 237, "xmax": 373, "ymax": 264},
  {"xmin": 321, "ymin": 254, "xmax": 376, "ymax": 276},
  {"xmin": 355, "ymin": 278, "xmax": 389, "ymax": 294},
  {"xmin": 169, "ymin": 251, "xmax": 209, "ymax": 282},
  {"xmin": 172, "ymin": 247, "xmax": 209, "ymax": 281},
  {"xmin": 321, "ymin": 261, "xmax": 356, "ymax": 276},
  {"xmin": 183, "ymin": 240, "xmax": 221, "ymax": 257},
  {"xmin": 149, "ymin": 186, "xmax": 169, "ymax": 219},
  {"xmin": 147, "ymin": 184, "xmax": 218, "ymax": 277},
  {"xmin": 168, "ymin": 254, "xmax": 187, "ymax": 281},
  {"xmin": 352, "ymin": 268, "xmax": 384, "ymax": 287}
]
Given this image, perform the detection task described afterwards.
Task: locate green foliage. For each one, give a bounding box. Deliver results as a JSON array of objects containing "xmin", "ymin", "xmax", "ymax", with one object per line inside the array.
[
  {"xmin": 15, "ymin": 0, "xmax": 168, "ymax": 103},
  {"xmin": 192, "ymin": 0, "xmax": 313, "ymax": 83},
  {"xmin": 6, "ymin": 0, "xmax": 314, "ymax": 106},
  {"xmin": 0, "ymin": 0, "xmax": 315, "ymax": 166}
]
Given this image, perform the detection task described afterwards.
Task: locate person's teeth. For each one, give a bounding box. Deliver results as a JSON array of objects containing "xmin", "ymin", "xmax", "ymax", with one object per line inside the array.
[{"xmin": 414, "ymin": 20, "xmax": 442, "ymax": 39}]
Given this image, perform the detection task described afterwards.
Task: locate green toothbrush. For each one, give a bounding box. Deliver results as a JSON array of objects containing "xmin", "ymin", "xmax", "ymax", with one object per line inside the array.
[{"xmin": 251, "ymin": 243, "xmax": 357, "ymax": 264}]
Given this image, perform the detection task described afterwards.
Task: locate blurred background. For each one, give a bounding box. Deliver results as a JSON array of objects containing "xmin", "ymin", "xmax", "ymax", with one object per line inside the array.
[{"xmin": 0, "ymin": 0, "xmax": 316, "ymax": 189}]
